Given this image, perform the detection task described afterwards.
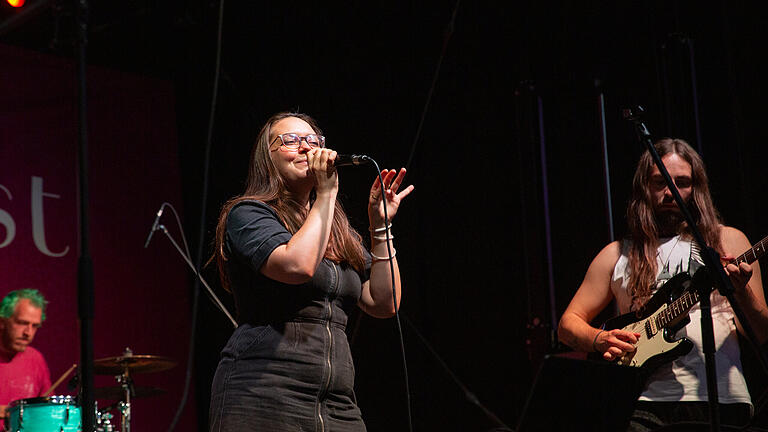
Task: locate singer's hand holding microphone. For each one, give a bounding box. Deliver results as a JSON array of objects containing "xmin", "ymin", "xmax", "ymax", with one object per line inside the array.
[
  {"xmin": 304, "ymin": 146, "xmax": 414, "ymax": 225},
  {"xmin": 307, "ymin": 148, "xmax": 339, "ymax": 195},
  {"xmin": 307, "ymin": 147, "xmax": 373, "ymax": 191}
]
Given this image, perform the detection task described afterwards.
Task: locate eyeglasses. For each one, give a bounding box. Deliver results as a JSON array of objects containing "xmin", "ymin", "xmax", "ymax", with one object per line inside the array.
[{"xmin": 271, "ymin": 133, "xmax": 326, "ymax": 150}]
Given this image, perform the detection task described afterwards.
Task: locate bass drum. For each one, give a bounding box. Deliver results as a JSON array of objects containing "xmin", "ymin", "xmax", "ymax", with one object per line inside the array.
[{"xmin": 8, "ymin": 396, "xmax": 81, "ymax": 432}]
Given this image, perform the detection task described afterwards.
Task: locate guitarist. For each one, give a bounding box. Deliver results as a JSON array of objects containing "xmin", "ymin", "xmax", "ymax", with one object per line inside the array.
[{"xmin": 558, "ymin": 138, "xmax": 768, "ymax": 430}]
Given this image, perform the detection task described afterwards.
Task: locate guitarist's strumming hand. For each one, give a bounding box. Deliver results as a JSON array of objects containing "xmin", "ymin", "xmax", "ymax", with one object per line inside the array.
[{"xmin": 594, "ymin": 329, "xmax": 643, "ymax": 361}]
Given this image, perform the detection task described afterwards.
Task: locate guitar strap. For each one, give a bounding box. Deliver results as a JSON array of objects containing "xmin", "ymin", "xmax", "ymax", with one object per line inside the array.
[
  {"xmin": 656, "ymin": 237, "xmax": 703, "ymax": 285},
  {"xmin": 689, "ymin": 240, "xmax": 704, "ymax": 274},
  {"xmin": 629, "ymin": 237, "xmax": 702, "ymax": 312}
]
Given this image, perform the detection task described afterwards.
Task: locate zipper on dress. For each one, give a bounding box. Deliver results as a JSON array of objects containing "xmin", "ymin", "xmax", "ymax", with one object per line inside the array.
[{"xmin": 317, "ymin": 262, "xmax": 339, "ymax": 432}]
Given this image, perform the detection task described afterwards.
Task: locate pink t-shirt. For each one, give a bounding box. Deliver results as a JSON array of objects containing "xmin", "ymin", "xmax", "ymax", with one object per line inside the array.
[{"xmin": 0, "ymin": 346, "xmax": 52, "ymax": 407}]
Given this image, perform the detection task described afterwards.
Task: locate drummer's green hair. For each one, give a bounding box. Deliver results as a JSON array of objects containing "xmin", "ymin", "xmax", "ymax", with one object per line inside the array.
[{"xmin": 0, "ymin": 289, "xmax": 48, "ymax": 321}]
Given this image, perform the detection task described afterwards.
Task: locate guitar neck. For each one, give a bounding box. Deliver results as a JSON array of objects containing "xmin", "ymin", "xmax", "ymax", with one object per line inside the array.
[
  {"xmin": 733, "ymin": 235, "xmax": 768, "ymax": 266},
  {"xmin": 655, "ymin": 234, "xmax": 768, "ymax": 329},
  {"xmin": 656, "ymin": 289, "xmax": 698, "ymax": 329}
]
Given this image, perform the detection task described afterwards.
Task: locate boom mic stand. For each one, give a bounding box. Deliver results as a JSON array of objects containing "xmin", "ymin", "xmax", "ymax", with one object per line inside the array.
[
  {"xmin": 143, "ymin": 203, "xmax": 237, "ymax": 329},
  {"xmin": 623, "ymin": 106, "xmax": 768, "ymax": 432},
  {"xmin": 154, "ymin": 223, "xmax": 237, "ymax": 328}
]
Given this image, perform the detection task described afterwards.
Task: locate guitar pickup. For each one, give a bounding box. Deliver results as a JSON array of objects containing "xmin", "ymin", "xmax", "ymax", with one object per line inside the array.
[{"xmin": 645, "ymin": 319, "xmax": 657, "ymax": 338}]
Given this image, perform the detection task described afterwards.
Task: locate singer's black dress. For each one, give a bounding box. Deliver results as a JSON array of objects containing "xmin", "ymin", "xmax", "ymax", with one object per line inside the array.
[{"xmin": 209, "ymin": 200, "xmax": 370, "ymax": 432}]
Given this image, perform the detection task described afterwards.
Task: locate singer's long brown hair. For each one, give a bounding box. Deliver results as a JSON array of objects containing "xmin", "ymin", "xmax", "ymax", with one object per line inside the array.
[
  {"xmin": 212, "ymin": 112, "xmax": 366, "ymax": 292},
  {"xmin": 626, "ymin": 138, "xmax": 722, "ymax": 302}
]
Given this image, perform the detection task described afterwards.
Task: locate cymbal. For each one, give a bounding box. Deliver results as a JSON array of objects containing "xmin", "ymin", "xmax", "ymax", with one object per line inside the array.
[
  {"xmin": 93, "ymin": 354, "xmax": 177, "ymax": 375},
  {"xmin": 94, "ymin": 385, "xmax": 166, "ymax": 401}
]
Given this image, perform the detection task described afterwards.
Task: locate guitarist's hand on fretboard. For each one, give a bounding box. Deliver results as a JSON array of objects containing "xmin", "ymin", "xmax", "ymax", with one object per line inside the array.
[
  {"xmin": 721, "ymin": 253, "xmax": 754, "ymax": 294},
  {"xmin": 594, "ymin": 329, "xmax": 643, "ymax": 361}
]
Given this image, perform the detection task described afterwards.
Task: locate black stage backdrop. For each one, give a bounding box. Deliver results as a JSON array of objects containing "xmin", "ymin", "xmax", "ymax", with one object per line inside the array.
[{"xmin": 3, "ymin": 1, "xmax": 768, "ymax": 430}]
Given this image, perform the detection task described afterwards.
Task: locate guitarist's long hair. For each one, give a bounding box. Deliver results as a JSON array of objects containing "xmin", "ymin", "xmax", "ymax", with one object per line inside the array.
[
  {"xmin": 211, "ymin": 112, "xmax": 366, "ymax": 292},
  {"xmin": 626, "ymin": 138, "xmax": 723, "ymax": 302}
]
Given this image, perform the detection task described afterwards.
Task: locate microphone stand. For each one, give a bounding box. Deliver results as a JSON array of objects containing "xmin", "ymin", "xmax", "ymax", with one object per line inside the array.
[
  {"xmin": 75, "ymin": 0, "xmax": 95, "ymax": 430},
  {"xmin": 154, "ymin": 224, "xmax": 238, "ymax": 329},
  {"xmin": 624, "ymin": 106, "xmax": 767, "ymax": 432}
]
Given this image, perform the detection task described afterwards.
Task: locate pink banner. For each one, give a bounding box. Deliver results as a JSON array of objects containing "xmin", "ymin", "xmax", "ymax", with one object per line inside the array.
[{"xmin": 1, "ymin": 43, "xmax": 196, "ymax": 431}]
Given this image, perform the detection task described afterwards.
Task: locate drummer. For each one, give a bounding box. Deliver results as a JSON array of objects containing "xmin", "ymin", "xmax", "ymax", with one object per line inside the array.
[{"xmin": 0, "ymin": 289, "xmax": 52, "ymax": 423}]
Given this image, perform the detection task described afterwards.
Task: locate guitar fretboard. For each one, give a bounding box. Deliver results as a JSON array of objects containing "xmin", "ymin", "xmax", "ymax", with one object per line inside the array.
[
  {"xmin": 734, "ymin": 236, "xmax": 768, "ymax": 266},
  {"xmin": 654, "ymin": 234, "xmax": 768, "ymax": 330}
]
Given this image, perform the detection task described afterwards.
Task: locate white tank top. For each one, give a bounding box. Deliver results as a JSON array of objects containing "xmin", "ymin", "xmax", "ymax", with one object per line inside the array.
[{"xmin": 611, "ymin": 236, "xmax": 751, "ymax": 406}]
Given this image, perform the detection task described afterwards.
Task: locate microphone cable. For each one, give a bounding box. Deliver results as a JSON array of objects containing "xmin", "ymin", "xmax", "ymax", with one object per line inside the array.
[
  {"xmin": 366, "ymin": 157, "xmax": 413, "ymax": 432},
  {"xmin": 166, "ymin": 0, "xmax": 226, "ymax": 430},
  {"xmin": 395, "ymin": 1, "xmax": 459, "ymax": 428},
  {"xmin": 401, "ymin": 314, "xmax": 513, "ymax": 430}
]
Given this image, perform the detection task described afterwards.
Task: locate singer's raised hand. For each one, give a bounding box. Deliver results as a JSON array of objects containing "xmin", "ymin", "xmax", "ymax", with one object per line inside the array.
[{"xmin": 368, "ymin": 168, "xmax": 414, "ymax": 227}]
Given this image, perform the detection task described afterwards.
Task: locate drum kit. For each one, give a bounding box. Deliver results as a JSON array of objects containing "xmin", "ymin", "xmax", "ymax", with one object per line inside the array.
[{"xmin": 6, "ymin": 348, "xmax": 176, "ymax": 432}]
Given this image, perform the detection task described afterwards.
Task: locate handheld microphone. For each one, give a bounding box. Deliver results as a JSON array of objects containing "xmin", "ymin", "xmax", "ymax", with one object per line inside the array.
[
  {"xmin": 334, "ymin": 154, "xmax": 371, "ymax": 167},
  {"xmin": 143, "ymin": 205, "xmax": 165, "ymax": 248}
]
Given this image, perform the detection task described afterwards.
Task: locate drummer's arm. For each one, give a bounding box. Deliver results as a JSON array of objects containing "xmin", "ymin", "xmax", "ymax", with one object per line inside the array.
[{"xmin": 0, "ymin": 404, "xmax": 7, "ymax": 420}]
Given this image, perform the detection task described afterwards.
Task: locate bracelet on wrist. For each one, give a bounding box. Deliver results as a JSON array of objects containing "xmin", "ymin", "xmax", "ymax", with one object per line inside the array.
[
  {"xmin": 372, "ymin": 234, "xmax": 394, "ymax": 241},
  {"xmin": 371, "ymin": 249, "xmax": 397, "ymax": 261},
  {"xmin": 592, "ymin": 330, "xmax": 605, "ymax": 352},
  {"xmin": 369, "ymin": 223, "xmax": 393, "ymax": 233}
]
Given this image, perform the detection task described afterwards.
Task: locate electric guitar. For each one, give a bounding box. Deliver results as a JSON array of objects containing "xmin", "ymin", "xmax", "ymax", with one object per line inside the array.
[{"xmin": 596, "ymin": 235, "xmax": 768, "ymax": 373}]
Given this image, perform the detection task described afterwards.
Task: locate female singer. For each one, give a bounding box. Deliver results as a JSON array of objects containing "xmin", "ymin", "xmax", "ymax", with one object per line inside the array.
[{"xmin": 209, "ymin": 112, "xmax": 414, "ymax": 431}]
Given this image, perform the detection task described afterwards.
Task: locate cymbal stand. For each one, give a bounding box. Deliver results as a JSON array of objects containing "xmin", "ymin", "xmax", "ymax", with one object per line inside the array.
[{"xmin": 115, "ymin": 369, "xmax": 133, "ymax": 432}]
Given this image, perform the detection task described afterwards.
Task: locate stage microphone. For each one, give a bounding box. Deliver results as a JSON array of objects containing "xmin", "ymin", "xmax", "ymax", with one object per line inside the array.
[
  {"xmin": 334, "ymin": 154, "xmax": 371, "ymax": 167},
  {"xmin": 144, "ymin": 205, "xmax": 165, "ymax": 248}
]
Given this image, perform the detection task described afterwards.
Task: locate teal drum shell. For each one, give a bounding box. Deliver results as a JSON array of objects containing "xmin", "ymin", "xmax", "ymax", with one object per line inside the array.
[{"xmin": 8, "ymin": 396, "xmax": 82, "ymax": 432}]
